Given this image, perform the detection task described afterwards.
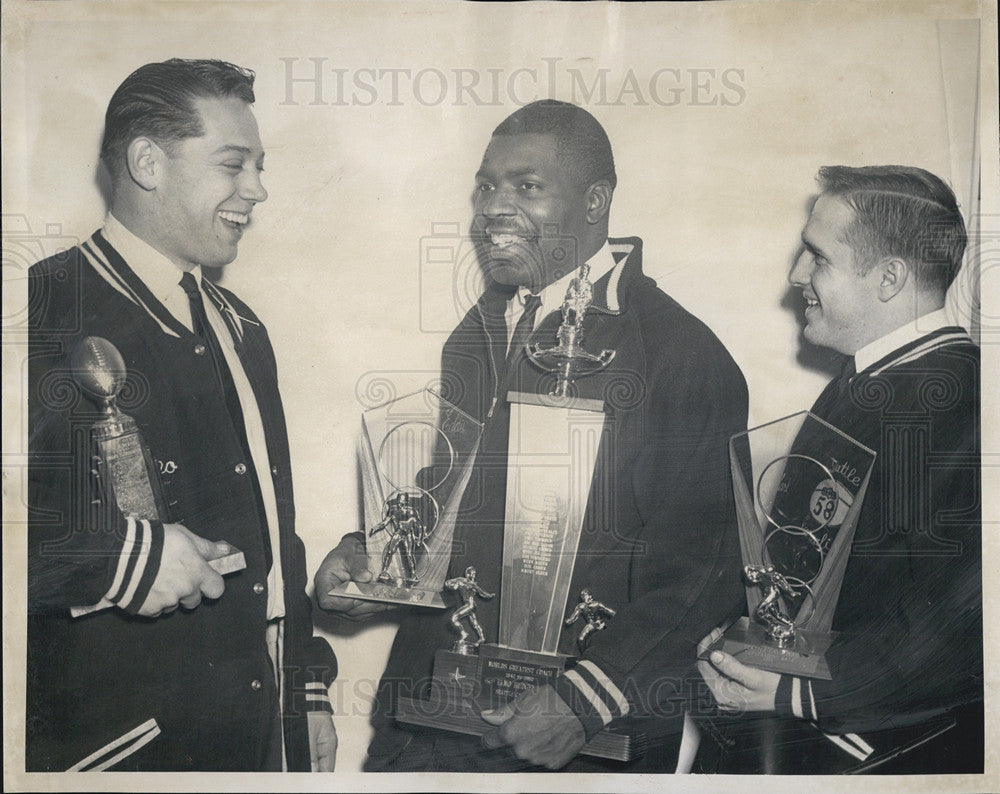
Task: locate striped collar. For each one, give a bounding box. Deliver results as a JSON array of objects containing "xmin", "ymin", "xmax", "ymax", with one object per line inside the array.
[
  {"xmin": 81, "ymin": 220, "xmax": 246, "ymax": 342},
  {"xmin": 480, "ymin": 237, "xmax": 637, "ymax": 318},
  {"xmin": 538, "ymin": 240, "xmax": 618, "ymax": 317},
  {"xmin": 102, "ymin": 213, "xmax": 198, "ymax": 333},
  {"xmin": 512, "ymin": 240, "xmax": 620, "ymax": 329},
  {"xmin": 855, "ymin": 310, "xmax": 973, "ymax": 376},
  {"xmin": 593, "ymin": 238, "xmax": 636, "ymax": 313}
]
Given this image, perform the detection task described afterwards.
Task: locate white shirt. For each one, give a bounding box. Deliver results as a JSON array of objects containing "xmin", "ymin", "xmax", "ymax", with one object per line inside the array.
[
  {"xmin": 103, "ymin": 214, "xmax": 285, "ymax": 620},
  {"xmin": 854, "ymin": 308, "xmax": 953, "ymax": 373},
  {"xmin": 504, "ymin": 241, "xmax": 618, "ymax": 350}
]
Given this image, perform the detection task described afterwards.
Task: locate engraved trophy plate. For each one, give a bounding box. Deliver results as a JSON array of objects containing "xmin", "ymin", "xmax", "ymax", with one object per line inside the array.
[
  {"xmin": 329, "ymin": 388, "xmax": 483, "ymax": 608},
  {"xmin": 395, "ymin": 273, "xmax": 643, "ymax": 760},
  {"xmin": 700, "ymin": 411, "xmax": 876, "ymax": 678},
  {"xmin": 395, "ymin": 393, "xmax": 645, "ymax": 760},
  {"xmin": 68, "ymin": 337, "xmax": 245, "ymax": 617}
]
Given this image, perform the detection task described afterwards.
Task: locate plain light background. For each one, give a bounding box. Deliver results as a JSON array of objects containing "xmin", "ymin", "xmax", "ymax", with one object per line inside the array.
[{"xmin": 3, "ymin": 1, "xmax": 997, "ymax": 790}]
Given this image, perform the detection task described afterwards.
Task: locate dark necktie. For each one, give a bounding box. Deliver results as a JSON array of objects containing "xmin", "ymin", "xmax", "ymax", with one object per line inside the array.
[
  {"xmin": 503, "ymin": 293, "xmax": 542, "ymax": 376},
  {"xmin": 180, "ymin": 271, "xmax": 247, "ymax": 436},
  {"xmin": 834, "ymin": 356, "xmax": 857, "ymax": 403},
  {"xmin": 810, "ymin": 356, "xmax": 858, "ymax": 427},
  {"xmin": 180, "ymin": 271, "xmax": 272, "ymax": 569}
]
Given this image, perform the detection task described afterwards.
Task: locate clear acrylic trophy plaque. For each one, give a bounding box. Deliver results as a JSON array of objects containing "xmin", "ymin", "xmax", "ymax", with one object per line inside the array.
[
  {"xmin": 700, "ymin": 411, "xmax": 876, "ymax": 679},
  {"xmin": 329, "ymin": 388, "xmax": 482, "ymax": 608}
]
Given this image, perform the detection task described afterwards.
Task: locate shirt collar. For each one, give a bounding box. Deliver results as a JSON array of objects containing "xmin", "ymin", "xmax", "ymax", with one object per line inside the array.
[
  {"xmin": 102, "ymin": 213, "xmax": 201, "ymax": 328},
  {"xmin": 853, "ymin": 309, "xmax": 952, "ymax": 373},
  {"xmin": 516, "ymin": 241, "xmax": 617, "ymax": 320}
]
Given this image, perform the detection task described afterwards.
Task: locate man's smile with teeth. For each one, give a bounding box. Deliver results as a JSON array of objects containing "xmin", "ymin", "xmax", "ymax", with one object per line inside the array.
[
  {"xmin": 489, "ymin": 232, "xmax": 529, "ymax": 248},
  {"xmin": 218, "ymin": 210, "xmax": 249, "ymax": 225}
]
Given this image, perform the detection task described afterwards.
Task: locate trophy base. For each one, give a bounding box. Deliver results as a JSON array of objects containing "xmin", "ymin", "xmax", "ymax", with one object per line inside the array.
[
  {"xmin": 330, "ymin": 579, "xmax": 446, "ymax": 608},
  {"xmin": 700, "ymin": 617, "xmax": 836, "ymax": 679},
  {"xmin": 394, "ymin": 646, "xmax": 646, "ymax": 762}
]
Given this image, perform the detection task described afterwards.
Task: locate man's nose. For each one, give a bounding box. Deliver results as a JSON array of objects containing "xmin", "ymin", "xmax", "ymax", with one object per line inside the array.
[
  {"xmin": 240, "ymin": 169, "xmax": 268, "ymax": 204},
  {"xmin": 479, "ymin": 186, "xmax": 515, "ymax": 217},
  {"xmin": 789, "ymin": 250, "xmax": 812, "ymax": 286}
]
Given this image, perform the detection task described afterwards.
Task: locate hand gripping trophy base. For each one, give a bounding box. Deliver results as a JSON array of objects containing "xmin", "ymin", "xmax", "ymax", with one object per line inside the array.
[
  {"xmin": 525, "ymin": 262, "xmax": 615, "ymax": 397},
  {"xmin": 699, "ymin": 565, "xmax": 835, "ymax": 679}
]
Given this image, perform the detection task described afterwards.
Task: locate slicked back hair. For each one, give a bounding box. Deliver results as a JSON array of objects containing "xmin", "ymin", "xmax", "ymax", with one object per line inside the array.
[
  {"xmin": 101, "ymin": 58, "xmax": 256, "ymax": 183},
  {"xmin": 492, "ymin": 100, "xmax": 617, "ymax": 191},
  {"xmin": 817, "ymin": 165, "xmax": 967, "ymax": 293}
]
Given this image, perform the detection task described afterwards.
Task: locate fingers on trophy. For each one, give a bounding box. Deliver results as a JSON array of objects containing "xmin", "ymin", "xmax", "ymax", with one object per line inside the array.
[
  {"xmin": 701, "ymin": 415, "xmax": 876, "ymax": 680},
  {"xmin": 330, "ymin": 389, "xmax": 483, "ymax": 608}
]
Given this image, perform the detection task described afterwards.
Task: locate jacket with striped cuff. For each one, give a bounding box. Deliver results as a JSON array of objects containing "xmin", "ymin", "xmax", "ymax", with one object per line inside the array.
[
  {"xmin": 367, "ymin": 237, "xmax": 749, "ymax": 764},
  {"xmin": 772, "ymin": 329, "xmax": 981, "ymax": 740},
  {"xmin": 27, "ymin": 233, "xmax": 336, "ymax": 771}
]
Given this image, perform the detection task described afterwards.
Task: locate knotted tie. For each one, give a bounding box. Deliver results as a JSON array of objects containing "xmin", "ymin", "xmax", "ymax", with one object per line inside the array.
[
  {"xmin": 180, "ymin": 271, "xmax": 272, "ymax": 569},
  {"xmin": 818, "ymin": 356, "xmax": 858, "ymax": 417},
  {"xmin": 179, "ymin": 271, "xmax": 246, "ymax": 433},
  {"xmin": 503, "ymin": 293, "xmax": 542, "ymax": 376}
]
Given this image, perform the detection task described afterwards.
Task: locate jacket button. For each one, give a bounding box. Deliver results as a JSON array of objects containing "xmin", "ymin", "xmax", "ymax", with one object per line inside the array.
[
  {"xmin": 194, "ymin": 344, "xmax": 207, "ymax": 356},
  {"xmin": 234, "ymin": 462, "xmax": 247, "ymax": 475},
  {"xmin": 253, "ymin": 582, "xmax": 265, "ymax": 594},
  {"xmin": 251, "ymin": 679, "xmax": 262, "ymax": 691}
]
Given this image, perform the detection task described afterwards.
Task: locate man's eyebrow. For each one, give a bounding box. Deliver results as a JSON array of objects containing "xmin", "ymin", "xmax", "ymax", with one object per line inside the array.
[
  {"xmin": 212, "ymin": 145, "xmax": 260, "ymax": 157},
  {"xmin": 474, "ymin": 167, "xmax": 540, "ymax": 181},
  {"xmin": 801, "ymin": 234, "xmax": 824, "ymax": 257}
]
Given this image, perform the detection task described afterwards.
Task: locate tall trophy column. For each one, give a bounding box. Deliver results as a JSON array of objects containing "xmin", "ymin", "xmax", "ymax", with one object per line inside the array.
[{"xmin": 395, "ymin": 264, "xmax": 645, "ymax": 761}]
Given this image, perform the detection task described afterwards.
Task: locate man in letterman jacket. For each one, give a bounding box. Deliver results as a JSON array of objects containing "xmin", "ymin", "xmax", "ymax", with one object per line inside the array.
[
  {"xmin": 315, "ymin": 100, "xmax": 748, "ymax": 772},
  {"xmin": 698, "ymin": 166, "xmax": 982, "ymax": 774},
  {"xmin": 27, "ymin": 59, "xmax": 337, "ymax": 772}
]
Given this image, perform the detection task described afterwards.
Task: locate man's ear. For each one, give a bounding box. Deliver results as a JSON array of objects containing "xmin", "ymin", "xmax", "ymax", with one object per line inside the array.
[
  {"xmin": 125, "ymin": 137, "xmax": 164, "ymax": 191},
  {"xmin": 877, "ymin": 257, "xmax": 910, "ymax": 302},
  {"xmin": 585, "ymin": 181, "xmax": 613, "ymax": 224}
]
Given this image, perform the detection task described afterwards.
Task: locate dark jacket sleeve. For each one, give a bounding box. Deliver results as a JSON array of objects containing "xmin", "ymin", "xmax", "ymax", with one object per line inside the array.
[
  {"xmin": 28, "ymin": 256, "xmax": 164, "ymax": 615},
  {"xmin": 286, "ymin": 532, "xmax": 338, "ymax": 718},
  {"xmin": 555, "ymin": 323, "xmax": 749, "ymax": 739},
  {"xmin": 775, "ymin": 349, "xmax": 982, "ymax": 734},
  {"xmin": 778, "ymin": 432, "xmax": 981, "ymax": 730}
]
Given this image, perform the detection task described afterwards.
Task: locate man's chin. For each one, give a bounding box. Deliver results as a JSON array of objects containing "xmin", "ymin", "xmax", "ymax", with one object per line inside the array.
[
  {"xmin": 484, "ymin": 258, "xmax": 543, "ymax": 289},
  {"xmin": 802, "ymin": 324, "xmax": 850, "ymax": 355},
  {"xmin": 201, "ymin": 246, "xmax": 240, "ymax": 270},
  {"xmin": 486, "ymin": 264, "xmax": 524, "ymax": 287}
]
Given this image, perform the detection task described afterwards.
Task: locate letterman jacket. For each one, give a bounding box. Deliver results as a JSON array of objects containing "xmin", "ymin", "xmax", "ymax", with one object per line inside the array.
[
  {"xmin": 366, "ymin": 236, "xmax": 748, "ymax": 769},
  {"xmin": 26, "ymin": 231, "xmax": 336, "ymax": 771},
  {"xmin": 763, "ymin": 327, "xmax": 982, "ymax": 770}
]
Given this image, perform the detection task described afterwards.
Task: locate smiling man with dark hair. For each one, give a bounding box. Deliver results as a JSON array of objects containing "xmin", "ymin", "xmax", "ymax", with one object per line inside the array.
[
  {"xmin": 317, "ymin": 100, "xmax": 749, "ymax": 773},
  {"xmin": 27, "ymin": 59, "xmax": 337, "ymax": 772}
]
